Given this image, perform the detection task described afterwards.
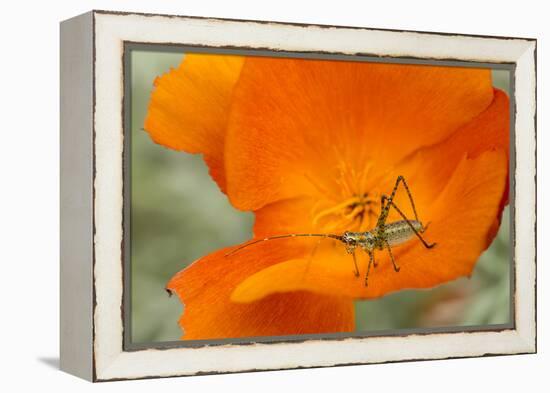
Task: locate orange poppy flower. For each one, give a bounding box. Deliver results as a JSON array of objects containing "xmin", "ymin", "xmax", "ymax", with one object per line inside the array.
[{"xmin": 144, "ymin": 54, "xmax": 509, "ymax": 340}]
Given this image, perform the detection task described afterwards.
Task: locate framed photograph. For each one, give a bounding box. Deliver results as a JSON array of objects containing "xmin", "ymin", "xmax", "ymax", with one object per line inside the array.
[{"xmin": 60, "ymin": 10, "xmax": 537, "ymax": 382}]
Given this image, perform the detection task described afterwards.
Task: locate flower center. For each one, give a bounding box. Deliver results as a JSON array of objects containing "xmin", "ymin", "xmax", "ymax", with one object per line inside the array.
[
  {"xmin": 312, "ymin": 191, "xmax": 381, "ymax": 232},
  {"xmin": 306, "ymin": 157, "xmax": 386, "ymax": 233}
]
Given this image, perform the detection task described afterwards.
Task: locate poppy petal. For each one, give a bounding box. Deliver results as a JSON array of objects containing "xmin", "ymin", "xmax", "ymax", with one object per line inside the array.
[
  {"xmin": 251, "ymin": 88, "xmax": 509, "ymax": 243},
  {"xmin": 231, "ymin": 149, "xmax": 507, "ymax": 302},
  {"xmin": 253, "ymin": 196, "xmax": 321, "ymax": 237},
  {"xmin": 144, "ymin": 54, "xmax": 244, "ymax": 190},
  {"xmin": 166, "ymin": 244, "xmax": 354, "ymax": 339},
  {"xmin": 441, "ymin": 88, "xmax": 510, "ymax": 244},
  {"xmin": 381, "ymin": 88, "xmax": 510, "ymax": 244},
  {"xmin": 225, "ymin": 58, "xmax": 494, "ymax": 210}
]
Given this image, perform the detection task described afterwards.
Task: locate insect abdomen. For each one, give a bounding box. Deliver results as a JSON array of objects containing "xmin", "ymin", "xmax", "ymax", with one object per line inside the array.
[{"xmin": 384, "ymin": 220, "xmax": 423, "ymax": 247}]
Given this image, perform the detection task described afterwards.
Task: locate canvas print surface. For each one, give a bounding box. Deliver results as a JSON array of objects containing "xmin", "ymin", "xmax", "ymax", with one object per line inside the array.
[{"xmin": 129, "ymin": 48, "xmax": 511, "ymax": 344}]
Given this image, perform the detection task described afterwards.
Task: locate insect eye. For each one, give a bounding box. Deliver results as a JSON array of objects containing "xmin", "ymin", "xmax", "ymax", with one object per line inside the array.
[{"xmin": 343, "ymin": 232, "xmax": 353, "ymax": 243}]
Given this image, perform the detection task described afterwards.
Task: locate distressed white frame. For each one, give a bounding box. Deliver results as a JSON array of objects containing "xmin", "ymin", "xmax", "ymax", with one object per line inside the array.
[{"xmin": 61, "ymin": 10, "xmax": 536, "ymax": 382}]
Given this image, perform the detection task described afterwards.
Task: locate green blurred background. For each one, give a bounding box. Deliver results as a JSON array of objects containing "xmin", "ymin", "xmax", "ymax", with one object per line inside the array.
[{"xmin": 130, "ymin": 49, "xmax": 511, "ymax": 343}]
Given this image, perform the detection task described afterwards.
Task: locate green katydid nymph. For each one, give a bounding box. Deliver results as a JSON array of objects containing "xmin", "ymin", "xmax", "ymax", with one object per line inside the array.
[{"xmin": 226, "ymin": 176, "xmax": 436, "ymax": 286}]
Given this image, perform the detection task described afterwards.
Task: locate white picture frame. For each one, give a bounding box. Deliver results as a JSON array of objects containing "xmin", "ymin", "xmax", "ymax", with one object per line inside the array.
[{"xmin": 60, "ymin": 10, "xmax": 536, "ymax": 382}]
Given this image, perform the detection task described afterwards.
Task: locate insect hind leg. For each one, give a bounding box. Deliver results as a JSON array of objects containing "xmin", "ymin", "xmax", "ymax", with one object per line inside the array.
[
  {"xmin": 381, "ymin": 195, "xmax": 436, "ymax": 249},
  {"xmin": 377, "ymin": 175, "xmax": 420, "ymax": 227},
  {"xmin": 397, "ymin": 176, "xmax": 420, "ymax": 222},
  {"xmin": 384, "ymin": 240, "xmax": 400, "ymax": 272}
]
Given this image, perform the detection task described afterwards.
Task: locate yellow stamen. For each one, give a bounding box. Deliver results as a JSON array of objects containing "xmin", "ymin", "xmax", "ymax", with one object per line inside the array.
[
  {"xmin": 342, "ymin": 204, "xmax": 364, "ymax": 220},
  {"xmin": 312, "ymin": 195, "xmax": 362, "ymax": 226}
]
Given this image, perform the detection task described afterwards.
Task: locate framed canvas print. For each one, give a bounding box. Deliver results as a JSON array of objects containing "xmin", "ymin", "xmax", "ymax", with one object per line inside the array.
[{"xmin": 60, "ymin": 10, "xmax": 537, "ymax": 382}]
